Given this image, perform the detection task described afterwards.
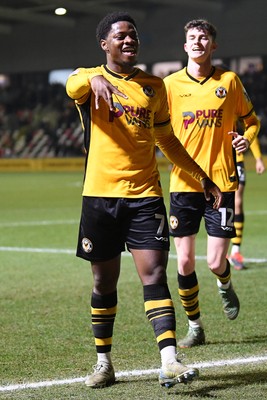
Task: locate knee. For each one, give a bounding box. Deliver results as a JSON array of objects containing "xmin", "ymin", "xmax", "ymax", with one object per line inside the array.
[
  {"xmin": 178, "ymin": 255, "xmax": 195, "ymax": 275},
  {"xmin": 141, "ymin": 265, "xmax": 167, "ymax": 286},
  {"xmin": 93, "ymin": 275, "xmax": 117, "ymax": 295},
  {"xmin": 207, "ymin": 257, "xmax": 225, "ymax": 275}
]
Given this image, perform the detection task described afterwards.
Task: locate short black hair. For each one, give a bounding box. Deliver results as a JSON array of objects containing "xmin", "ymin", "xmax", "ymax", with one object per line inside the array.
[
  {"xmin": 96, "ymin": 11, "xmax": 137, "ymax": 44},
  {"xmin": 184, "ymin": 19, "xmax": 217, "ymax": 41}
]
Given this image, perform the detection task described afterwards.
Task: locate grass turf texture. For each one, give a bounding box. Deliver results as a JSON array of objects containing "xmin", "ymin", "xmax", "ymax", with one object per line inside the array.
[{"xmin": 1, "ymin": 164, "xmax": 267, "ymax": 399}]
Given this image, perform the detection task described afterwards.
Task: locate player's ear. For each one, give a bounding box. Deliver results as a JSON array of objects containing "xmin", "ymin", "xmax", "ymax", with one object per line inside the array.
[
  {"xmin": 101, "ymin": 39, "xmax": 109, "ymax": 53},
  {"xmin": 212, "ymin": 41, "xmax": 218, "ymax": 52}
]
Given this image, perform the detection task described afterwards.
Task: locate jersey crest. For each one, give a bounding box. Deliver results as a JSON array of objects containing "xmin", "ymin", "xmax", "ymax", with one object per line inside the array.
[
  {"xmin": 143, "ymin": 85, "xmax": 155, "ymax": 97},
  {"xmin": 215, "ymin": 86, "xmax": 227, "ymax": 98}
]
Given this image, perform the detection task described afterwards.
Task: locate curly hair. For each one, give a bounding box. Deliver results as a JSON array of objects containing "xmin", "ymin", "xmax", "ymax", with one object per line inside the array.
[
  {"xmin": 96, "ymin": 11, "xmax": 137, "ymax": 44},
  {"xmin": 184, "ymin": 19, "xmax": 217, "ymax": 41}
]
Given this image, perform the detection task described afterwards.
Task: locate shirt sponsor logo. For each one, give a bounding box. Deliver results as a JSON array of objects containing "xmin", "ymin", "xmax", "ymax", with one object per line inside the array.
[
  {"xmin": 110, "ymin": 102, "xmax": 152, "ymax": 128},
  {"xmin": 182, "ymin": 109, "xmax": 223, "ymax": 129}
]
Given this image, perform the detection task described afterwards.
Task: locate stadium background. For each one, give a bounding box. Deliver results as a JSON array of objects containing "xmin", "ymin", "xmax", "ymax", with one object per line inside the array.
[
  {"xmin": 1, "ymin": 2, "xmax": 267, "ymax": 398},
  {"xmin": 1, "ymin": 0, "xmax": 267, "ymax": 169}
]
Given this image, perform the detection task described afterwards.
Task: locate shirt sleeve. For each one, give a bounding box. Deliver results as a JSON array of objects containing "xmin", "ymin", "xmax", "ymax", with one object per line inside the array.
[
  {"xmin": 242, "ymin": 111, "xmax": 261, "ymax": 145},
  {"xmin": 66, "ymin": 67, "xmax": 102, "ymax": 104},
  {"xmin": 250, "ymin": 136, "xmax": 262, "ymax": 159}
]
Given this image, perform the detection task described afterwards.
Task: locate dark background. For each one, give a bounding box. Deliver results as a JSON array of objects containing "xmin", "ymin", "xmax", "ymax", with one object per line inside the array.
[{"xmin": 1, "ymin": 0, "xmax": 267, "ymax": 73}]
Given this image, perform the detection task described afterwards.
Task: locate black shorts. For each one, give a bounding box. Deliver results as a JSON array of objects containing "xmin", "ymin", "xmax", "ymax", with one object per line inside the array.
[
  {"xmin": 169, "ymin": 192, "xmax": 236, "ymax": 239},
  {"xmin": 237, "ymin": 161, "xmax": 246, "ymax": 186},
  {"xmin": 77, "ymin": 196, "xmax": 170, "ymax": 262}
]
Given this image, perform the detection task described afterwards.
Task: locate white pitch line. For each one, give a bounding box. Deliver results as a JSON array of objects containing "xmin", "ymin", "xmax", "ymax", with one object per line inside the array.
[
  {"xmin": 0, "ymin": 355, "xmax": 267, "ymax": 393},
  {"xmin": 245, "ymin": 210, "xmax": 267, "ymax": 215},
  {"xmin": 0, "ymin": 246, "xmax": 267, "ymax": 264},
  {"xmin": 0, "ymin": 220, "xmax": 77, "ymax": 227},
  {"xmin": 0, "ymin": 209, "xmax": 266, "ymax": 228},
  {"xmin": 0, "ymin": 246, "xmax": 75, "ymax": 254}
]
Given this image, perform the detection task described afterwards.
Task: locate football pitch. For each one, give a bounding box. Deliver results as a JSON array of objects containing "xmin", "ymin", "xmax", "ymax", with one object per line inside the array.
[{"xmin": 1, "ymin": 166, "xmax": 267, "ymax": 399}]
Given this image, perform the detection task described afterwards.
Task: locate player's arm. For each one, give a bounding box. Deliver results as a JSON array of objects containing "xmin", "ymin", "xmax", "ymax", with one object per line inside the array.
[
  {"xmin": 250, "ymin": 136, "xmax": 262, "ymax": 159},
  {"xmin": 155, "ymin": 124, "xmax": 223, "ymax": 209},
  {"xmin": 90, "ymin": 75, "xmax": 127, "ymax": 111},
  {"xmin": 155, "ymin": 81, "xmax": 222, "ymax": 208},
  {"xmin": 229, "ymin": 111, "xmax": 260, "ymax": 153},
  {"xmin": 67, "ymin": 69, "xmax": 127, "ymax": 110},
  {"xmin": 66, "ymin": 67, "xmax": 102, "ymax": 103},
  {"xmin": 255, "ymin": 157, "xmax": 266, "ymax": 174},
  {"xmin": 243, "ymin": 111, "xmax": 261, "ymax": 144},
  {"xmin": 250, "ymin": 137, "xmax": 266, "ymax": 174}
]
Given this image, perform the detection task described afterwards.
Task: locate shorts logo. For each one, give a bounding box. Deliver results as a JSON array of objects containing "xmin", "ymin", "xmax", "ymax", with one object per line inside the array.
[
  {"xmin": 155, "ymin": 236, "xmax": 169, "ymax": 242},
  {"xmin": 170, "ymin": 216, "xmax": 178, "ymax": 230},
  {"xmin": 82, "ymin": 237, "xmax": 93, "ymax": 253}
]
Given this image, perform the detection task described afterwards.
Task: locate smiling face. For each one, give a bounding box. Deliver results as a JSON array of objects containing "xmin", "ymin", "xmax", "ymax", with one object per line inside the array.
[
  {"xmin": 184, "ymin": 27, "xmax": 217, "ymax": 64},
  {"xmin": 100, "ymin": 20, "xmax": 140, "ymax": 73}
]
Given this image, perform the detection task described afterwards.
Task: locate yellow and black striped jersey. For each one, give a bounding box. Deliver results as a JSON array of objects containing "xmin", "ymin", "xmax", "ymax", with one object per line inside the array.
[
  {"xmin": 164, "ymin": 66, "xmax": 260, "ymax": 192},
  {"xmin": 66, "ymin": 65, "xmax": 207, "ymax": 198}
]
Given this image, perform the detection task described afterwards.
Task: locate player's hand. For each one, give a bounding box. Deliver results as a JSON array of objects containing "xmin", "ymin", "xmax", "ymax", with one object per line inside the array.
[
  {"xmin": 201, "ymin": 177, "xmax": 223, "ymax": 209},
  {"xmin": 256, "ymin": 157, "xmax": 265, "ymax": 174},
  {"xmin": 228, "ymin": 131, "xmax": 249, "ymax": 153},
  {"xmin": 91, "ymin": 75, "xmax": 127, "ymax": 111}
]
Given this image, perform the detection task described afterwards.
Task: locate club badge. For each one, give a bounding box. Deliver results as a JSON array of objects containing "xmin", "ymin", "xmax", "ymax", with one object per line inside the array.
[
  {"xmin": 143, "ymin": 85, "xmax": 155, "ymax": 97},
  {"xmin": 82, "ymin": 237, "xmax": 93, "ymax": 253},
  {"xmin": 215, "ymin": 87, "xmax": 227, "ymax": 98},
  {"xmin": 170, "ymin": 216, "xmax": 178, "ymax": 230}
]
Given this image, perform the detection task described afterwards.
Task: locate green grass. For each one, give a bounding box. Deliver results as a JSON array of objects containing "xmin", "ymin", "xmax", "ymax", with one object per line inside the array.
[{"xmin": 0, "ymin": 169, "xmax": 267, "ymax": 399}]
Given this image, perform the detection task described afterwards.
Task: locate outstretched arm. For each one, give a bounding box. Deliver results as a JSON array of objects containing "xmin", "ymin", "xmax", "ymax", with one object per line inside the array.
[
  {"xmin": 156, "ymin": 129, "xmax": 223, "ymax": 209},
  {"xmin": 91, "ymin": 75, "xmax": 127, "ymax": 111},
  {"xmin": 66, "ymin": 67, "xmax": 127, "ymax": 110}
]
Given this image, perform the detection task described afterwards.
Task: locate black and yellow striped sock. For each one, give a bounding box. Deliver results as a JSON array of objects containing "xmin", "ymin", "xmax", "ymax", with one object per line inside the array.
[
  {"xmin": 91, "ymin": 291, "xmax": 117, "ymax": 353},
  {"xmin": 144, "ymin": 284, "xmax": 176, "ymax": 351},
  {"xmin": 215, "ymin": 259, "xmax": 231, "ymax": 286},
  {"xmin": 231, "ymin": 213, "xmax": 244, "ymax": 248},
  {"xmin": 178, "ymin": 272, "xmax": 200, "ymax": 321}
]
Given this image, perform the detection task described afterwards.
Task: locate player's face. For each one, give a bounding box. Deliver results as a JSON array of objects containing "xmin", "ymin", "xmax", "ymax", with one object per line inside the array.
[
  {"xmin": 184, "ymin": 27, "xmax": 217, "ymax": 63},
  {"xmin": 101, "ymin": 21, "xmax": 140, "ymax": 73}
]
